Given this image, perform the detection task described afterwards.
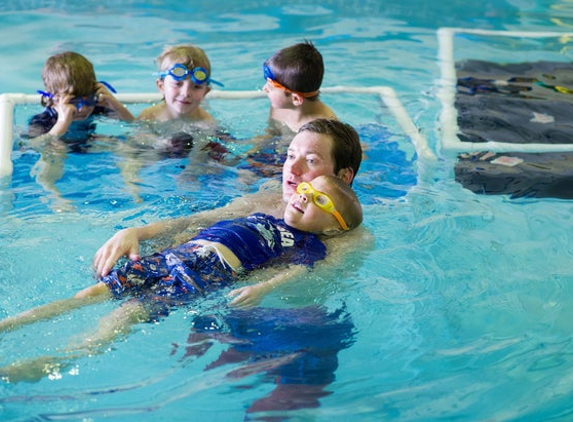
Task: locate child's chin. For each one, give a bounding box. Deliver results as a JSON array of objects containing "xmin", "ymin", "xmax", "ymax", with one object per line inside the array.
[{"xmin": 283, "ymin": 213, "xmax": 301, "ymax": 229}]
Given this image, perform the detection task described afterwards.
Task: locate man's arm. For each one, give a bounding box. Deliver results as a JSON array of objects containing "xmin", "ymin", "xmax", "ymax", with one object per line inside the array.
[
  {"xmin": 172, "ymin": 182, "xmax": 286, "ymax": 243},
  {"xmin": 320, "ymin": 225, "xmax": 374, "ymax": 266},
  {"xmin": 93, "ymin": 181, "xmax": 286, "ymax": 277}
]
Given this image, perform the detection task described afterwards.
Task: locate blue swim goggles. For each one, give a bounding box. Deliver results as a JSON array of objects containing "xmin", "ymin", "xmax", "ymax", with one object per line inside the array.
[
  {"xmin": 37, "ymin": 81, "xmax": 117, "ymax": 111},
  {"xmin": 155, "ymin": 64, "xmax": 223, "ymax": 87}
]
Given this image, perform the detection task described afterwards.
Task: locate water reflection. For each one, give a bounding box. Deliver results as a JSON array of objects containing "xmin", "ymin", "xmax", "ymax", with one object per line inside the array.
[{"xmin": 174, "ymin": 305, "xmax": 356, "ymax": 419}]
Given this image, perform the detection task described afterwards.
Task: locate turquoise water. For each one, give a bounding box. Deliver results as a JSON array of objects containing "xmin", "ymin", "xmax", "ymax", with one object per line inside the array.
[{"xmin": 2, "ymin": 1, "xmax": 573, "ymax": 420}]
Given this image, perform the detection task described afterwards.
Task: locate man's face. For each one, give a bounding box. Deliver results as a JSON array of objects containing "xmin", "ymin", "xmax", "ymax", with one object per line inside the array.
[{"xmin": 282, "ymin": 131, "xmax": 336, "ymax": 202}]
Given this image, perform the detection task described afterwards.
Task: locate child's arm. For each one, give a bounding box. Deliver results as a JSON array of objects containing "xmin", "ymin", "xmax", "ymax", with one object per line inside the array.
[
  {"xmin": 96, "ymin": 82, "xmax": 135, "ymax": 122},
  {"xmin": 227, "ymin": 265, "xmax": 307, "ymax": 309}
]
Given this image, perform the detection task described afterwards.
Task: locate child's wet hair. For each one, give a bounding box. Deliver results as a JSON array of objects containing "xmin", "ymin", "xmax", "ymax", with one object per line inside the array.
[
  {"xmin": 156, "ymin": 45, "xmax": 212, "ymax": 76},
  {"xmin": 41, "ymin": 51, "xmax": 98, "ymax": 102},
  {"xmin": 317, "ymin": 175, "xmax": 363, "ymax": 230},
  {"xmin": 265, "ymin": 40, "xmax": 324, "ymax": 100}
]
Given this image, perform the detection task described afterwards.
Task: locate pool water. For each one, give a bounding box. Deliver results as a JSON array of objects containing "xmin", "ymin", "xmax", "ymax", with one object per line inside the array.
[{"xmin": 3, "ymin": 0, "xmax": 573, "ymax": 420}]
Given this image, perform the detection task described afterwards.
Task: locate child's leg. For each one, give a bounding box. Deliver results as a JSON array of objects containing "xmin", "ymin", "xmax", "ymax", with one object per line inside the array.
[
  {"xmin": 0, "ymin": 299, "xmax": 149, "ymax": 384},
  {"xmin": 30, "ymin": 148, "xmax": 73, "ymax": 211},
  {"xmin": 69, "ymin": 298, "xmax": 149, "ymax": 354},
  {"xmin": 116, "ymin": 142, "xmax": 145, "ymax": 204},
  {"xmin": 0, "ymin": 282, "xmax": 111, "ymax": 334}
]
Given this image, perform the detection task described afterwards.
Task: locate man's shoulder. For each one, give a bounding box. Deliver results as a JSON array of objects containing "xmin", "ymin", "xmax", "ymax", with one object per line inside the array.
[
  {"xmin": 322, "ymin": 226, "xmax": 374, "ymax": 255},
  {"xmin": 225, "ymin": 181, "xmax": 284, "ymax": 217}
]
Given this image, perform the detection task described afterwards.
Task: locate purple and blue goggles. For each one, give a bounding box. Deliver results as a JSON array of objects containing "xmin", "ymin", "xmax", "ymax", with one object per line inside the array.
[{"xmin": 37, "ymin": 81, "xmax": 117, "ymax": 111}]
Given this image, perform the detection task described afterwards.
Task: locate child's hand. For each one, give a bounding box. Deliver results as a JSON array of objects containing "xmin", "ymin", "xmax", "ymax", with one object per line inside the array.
[
  {"xmin": 95, "ymin": 82, "xmax": 115, "ymax": 109},
  {"xmin": 47, "ymin": 93, "xmax": 76, "ymax": 136},
  {"xmin": 227, "ymin": 283, "xmax": 270, "ymax": 309},
  {"xmin": 95, "ymin": 82, "xmax": 135, "ymax": 121},
  {"xmin": 54, "ymin": 93, "xmax": 77, "ymax": 121},
  {"xmin": 93, "ymin": 228, "xmax": 141, "ymax": 277}
]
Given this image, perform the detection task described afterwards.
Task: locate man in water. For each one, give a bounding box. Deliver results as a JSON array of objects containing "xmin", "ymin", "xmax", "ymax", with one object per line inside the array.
[{"xmin": 93, "ymin": 118, "xmax": 364, "ymax": 277}]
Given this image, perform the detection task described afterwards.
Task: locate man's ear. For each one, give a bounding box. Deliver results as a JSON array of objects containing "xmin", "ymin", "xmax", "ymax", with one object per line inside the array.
[{"xmin": 337, "ymin": 167, "xmax": 355, "ymax": 185}]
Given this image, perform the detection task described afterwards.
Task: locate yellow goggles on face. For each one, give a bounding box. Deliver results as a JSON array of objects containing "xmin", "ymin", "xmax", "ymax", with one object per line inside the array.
[{"xmin": 296, "ymin": 182, "xmax": 349, "ymax": 231}]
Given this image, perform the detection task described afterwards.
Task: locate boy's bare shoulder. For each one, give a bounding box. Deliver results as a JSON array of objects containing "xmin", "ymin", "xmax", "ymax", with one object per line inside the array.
[{"xmin": 137, "ymin": 105, "xmax": 160, "ymax": 121}]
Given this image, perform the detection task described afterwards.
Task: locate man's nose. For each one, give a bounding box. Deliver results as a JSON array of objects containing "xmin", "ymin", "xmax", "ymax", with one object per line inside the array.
[{"xmin": 288, "ymin": 159, "xmax": 304, "ymax": 175}]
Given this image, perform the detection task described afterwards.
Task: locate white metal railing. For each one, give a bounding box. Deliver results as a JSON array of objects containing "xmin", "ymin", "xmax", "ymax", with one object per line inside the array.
[{"xmin": 0, "ymin": 86, "xmax": 434, "ymax": 188}]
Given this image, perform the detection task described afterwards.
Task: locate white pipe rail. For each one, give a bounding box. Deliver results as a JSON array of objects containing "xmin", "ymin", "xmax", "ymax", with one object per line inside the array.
[
  {"xmin": 437, "ymin": 27, "xmax": 573, "ymax": 155},
  {"xmin": 0, "ymin": 86, "xmax": 432, "ymax": 188}
]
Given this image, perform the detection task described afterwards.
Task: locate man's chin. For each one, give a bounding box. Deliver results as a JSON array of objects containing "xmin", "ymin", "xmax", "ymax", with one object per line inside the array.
[{"xmin": 282, "ymin": 186, "xmax": 295, "ymax": 202}]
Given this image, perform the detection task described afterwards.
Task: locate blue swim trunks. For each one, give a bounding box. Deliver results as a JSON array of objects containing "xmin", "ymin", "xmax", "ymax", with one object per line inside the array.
[{"xmin": 100, "ymin": 242, "xmax": 237, "ymax": 300}]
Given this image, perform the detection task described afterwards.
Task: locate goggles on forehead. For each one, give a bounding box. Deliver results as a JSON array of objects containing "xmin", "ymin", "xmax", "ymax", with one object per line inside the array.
[
  {"xmin": 262, "ymin": 63, "xmax": 319, "ymax": 98},
  {"xmin": 155, "ymin": 64, "xmax": 223, "ymax": 87},
  {"xmin": 37, "ymin": 81, "xmax": 117, "ymax": 111},
  {"xmin": 296, "ymin": 182, "xmax": 349, "ymax": 231}
]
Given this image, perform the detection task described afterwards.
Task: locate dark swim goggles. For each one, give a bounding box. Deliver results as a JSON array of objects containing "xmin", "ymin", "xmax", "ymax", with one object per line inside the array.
[
  {"xmin": 37, "ymin": 81, "xmax": 117, "ymax": 111},
  {"xmin": 155, "ymin": 64, "xmax": 223, "ymax": 87}
]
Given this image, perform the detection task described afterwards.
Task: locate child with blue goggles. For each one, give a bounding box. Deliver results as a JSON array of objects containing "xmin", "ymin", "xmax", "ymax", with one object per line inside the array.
[
  {"xmin": 138, "ymin": 44, "xmax": 223, "ymax": 123},
  {"xmin": 156, "ymin": 63, "xmax": 223, "ymax": 86}
]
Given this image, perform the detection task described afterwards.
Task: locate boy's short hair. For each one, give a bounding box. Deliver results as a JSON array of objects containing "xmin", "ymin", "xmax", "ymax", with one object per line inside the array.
[
  {"xmin": 42, "ymin": 51, "xmax": 97, "ymax": 99},
  {"xmin": 265, "ymin": 40, "xmax": 324, "ymax": 100},
  {"xmin": 320, "ymin": 175, "xmax": 363, "ymax": 230},
  {"xmin": 156, "ymin": 45, "xmax": 212, "ymax": 76},
  {"xmin": 298, "ymin": 119, "xmax": 362, "ymax": 184}
]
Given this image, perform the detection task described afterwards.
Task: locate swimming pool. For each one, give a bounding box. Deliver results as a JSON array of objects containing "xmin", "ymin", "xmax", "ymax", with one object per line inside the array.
[{"xmin": 3, "ymin": 0, "xmax": 573, "ymax": 420}]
